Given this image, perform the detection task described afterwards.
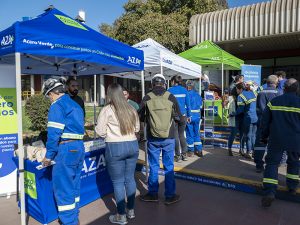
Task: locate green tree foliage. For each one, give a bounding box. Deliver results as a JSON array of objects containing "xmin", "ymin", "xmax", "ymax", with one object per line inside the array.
[
  {"xmin": 25, "ymin": 95, "xmax": 51, "ymax": 131},
  {"xmin": 100, "ymin": 0, "xmax": 227, "ymax": 53}
]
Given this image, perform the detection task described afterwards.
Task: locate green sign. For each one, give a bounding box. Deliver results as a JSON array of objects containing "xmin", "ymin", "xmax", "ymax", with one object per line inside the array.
[
  {"xmin": 24, "ymin": 171, "xmax": 37, "ymax": 199},
  {"xmin": 55, "ymin": 14, "xmax": 88, "ymax": 31},
  {"xmin": 0, "ymin": 88, "xmax": 17, "ymax": 134},
  {"xmin": 204, "ymin": 100, "xmax": 228, "ymax": 125}
]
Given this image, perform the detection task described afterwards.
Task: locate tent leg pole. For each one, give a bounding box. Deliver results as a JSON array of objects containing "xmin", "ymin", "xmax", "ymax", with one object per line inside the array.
[
  {"xmin": 16, "ymin": 52, "xmax": 26, "ymax": 225},
  {"xmin": 93, "ymin": 75, "xmax": 97, "ymax": 139},
  {"xmin": 199, "ymin": 77, "xmax": 202, "ymax": 96},
  {"xmin": 141, "ymin": 71, "xmax": 148, "ymax": 183},
  {"xmin": 221, "ymin": 63, "xmax": 224, "ymax": 125}
]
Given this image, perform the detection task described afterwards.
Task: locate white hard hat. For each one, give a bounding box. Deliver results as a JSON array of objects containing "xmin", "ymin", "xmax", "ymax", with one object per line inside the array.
[{"xmin": 152, "ymin": 74, "xmax": 166, "ymax": 84}]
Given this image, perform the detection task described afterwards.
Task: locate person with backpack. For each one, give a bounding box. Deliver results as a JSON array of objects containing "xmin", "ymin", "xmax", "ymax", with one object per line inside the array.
[
  {"xmin": 138, "ymin": 74, "xmax": 181, "ymax": 205},
  {"xmin": 168, "ymin": 75, "xmax": 191, "ymax": 162}
]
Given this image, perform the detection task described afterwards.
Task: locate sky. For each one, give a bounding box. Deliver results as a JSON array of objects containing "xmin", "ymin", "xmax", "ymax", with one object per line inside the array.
[{"xmin": 0, "ymin": 0, "xmax": 267, "ymax": 31}]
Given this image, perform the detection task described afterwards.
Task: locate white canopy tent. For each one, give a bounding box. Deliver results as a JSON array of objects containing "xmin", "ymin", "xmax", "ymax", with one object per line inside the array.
[{"xmin": 113, "ymin": 38, "xmax": 202, "ymax": 81}]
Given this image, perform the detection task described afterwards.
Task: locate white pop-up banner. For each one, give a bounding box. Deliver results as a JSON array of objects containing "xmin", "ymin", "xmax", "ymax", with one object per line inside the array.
[{"xmin": 0, "ymin": 64, "xmax": 17, "ymax": 196}]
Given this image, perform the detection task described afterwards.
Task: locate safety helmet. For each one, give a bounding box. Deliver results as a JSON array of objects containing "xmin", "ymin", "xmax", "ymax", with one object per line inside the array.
[
  {"xmin": 42, "ymin": 78, "xmax": 64, "ymax": 96},
  {"xmin": 151, "ymin": 74, "xmax": 166, "ymax": 85}
]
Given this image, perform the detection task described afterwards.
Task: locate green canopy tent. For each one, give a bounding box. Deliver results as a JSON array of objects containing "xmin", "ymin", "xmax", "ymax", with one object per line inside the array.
[{"xmin": 179, "ymin": 40, "xmax": 244, "ymax": 95}]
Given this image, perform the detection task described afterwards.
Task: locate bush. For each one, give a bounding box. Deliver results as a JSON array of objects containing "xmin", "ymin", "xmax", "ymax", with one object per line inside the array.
[{"xmin": 25, "ymin": 95, "xmax": 51, "ymax": 131}]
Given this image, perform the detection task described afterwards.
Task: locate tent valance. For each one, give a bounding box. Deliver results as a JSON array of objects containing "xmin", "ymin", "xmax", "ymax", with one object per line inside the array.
[
  {"xmin": 112, "ymin": 38, "xmax": 202, "ymax": 80},
  {"xmin": 179, "ymin": 40, "xmax": 244, "ymax": 70}
]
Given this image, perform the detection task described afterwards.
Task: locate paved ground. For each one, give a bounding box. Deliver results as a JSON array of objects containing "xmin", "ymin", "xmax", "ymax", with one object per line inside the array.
[
  {"xmin": 1, "ymin": 172, "xmax": 300, "ymax": 225},
  {"xmin": 138, "ymin": 147, "xmax": 289, "ymax": 185}
]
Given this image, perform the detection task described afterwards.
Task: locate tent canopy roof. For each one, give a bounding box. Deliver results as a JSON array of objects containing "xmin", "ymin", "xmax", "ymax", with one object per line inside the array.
[
  {"xmin": 112, "ymin": 38, "xmax": 202, "ymax": 80},
  {"xmin": 179, "ymin": 40, "xmax": 244, "ymax": 70},
  {"xmin": 0, "ymin": 8, "xmax": 144, "ymax": 75}
]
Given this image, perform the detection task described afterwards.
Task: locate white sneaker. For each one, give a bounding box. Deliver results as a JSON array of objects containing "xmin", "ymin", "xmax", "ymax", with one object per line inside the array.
[
  {"xmin": 109, "ymin": 214, "xmax": 128, "ymax": 225},
  {"xmin": 127, "ymin": 209, "xmax": 135, "ymax": 219}
]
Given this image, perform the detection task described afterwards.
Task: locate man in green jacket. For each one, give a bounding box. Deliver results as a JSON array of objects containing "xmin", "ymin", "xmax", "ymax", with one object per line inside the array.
[{"xmin": 123, "ymin": 87, "xmax": 139, "ymax": 111}]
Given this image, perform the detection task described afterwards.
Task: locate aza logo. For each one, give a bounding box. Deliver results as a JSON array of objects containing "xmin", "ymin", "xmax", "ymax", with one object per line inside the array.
[
  {"xmin": 1, "ymin": 35, "xmax": 14, "ymax": 46},
  {"xmin": 127, "ymin": 56, "xmax": 141, "ymax": 65},
  {"xmin": 82, "ymin": 155, "xmax": 106, "ymax": 173},
  {"xmin": 195, "ymin": 44, "xmax": 208, "ymax": 49},
  {"xmin": 162, "ymin": 58, "xmax": 173, "ymax": 65}
]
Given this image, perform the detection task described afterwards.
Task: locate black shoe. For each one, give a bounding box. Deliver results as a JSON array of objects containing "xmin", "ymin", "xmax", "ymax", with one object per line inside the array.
[
  {"xmin": 181, "ymin": 153, "xmax": 188, "ymax": 161},
  {"xmin": 228, "ymin": 149, "xmax": 233, "ymax": 156},
  {"xmin": 174, "ymin": 155, "xmax": 182, "ymax": 163},
  {"xmin": 261, "ymin": 195, "xmax": 275, "ymax": 208},
  {"xmin": 256, "ymin": 167, "xmax": 264, "ymax": 173},
  {"xmin": 244, "ymin": 153, "xmax": 252, "ymax": 159},
  {"xmin": 140, "ymin": 193, "xmax": 159, "ymax": 202},
  {"xmin": 195, "ymin": 151, "xmax": 203, "ymax": 157},
  {"xmin": 288, "ymin": 189, "xmax": 297, "ymax": 196},
  {"xmin": 239, "ymin": 150, "xmax": 245, "ymax": 156},
  {"xmin": 164, "ymin": 194, "xmax": 181, "ymax": 205}
]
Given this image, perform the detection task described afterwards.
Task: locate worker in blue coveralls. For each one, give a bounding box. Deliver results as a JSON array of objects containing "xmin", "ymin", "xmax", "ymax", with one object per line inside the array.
[
  {"xmin": 261, "ymin": 78, "xmax": 300, "ymax": 208},
  {"xmin": 275, "ymin": 70, "xmax": 287, "ymax": 94},
  {"xmin": 256, "ymin": 78, "xmax": 268, "ymax": 93},
  {"xmin": 253, "ymin": 75, "xmax": 281, "ymax": 173},
  {"xmin": 42, "ymin": 78, "xmax": 85, "ymax": 225},
  {"xmin": 168, "ymin": 75, "xmax": 191, "ymax": 162},
  {"xmin": 230, "ymin": 82, "xmax": 257, "ymax": 159},
  {"xmin": 185, "ymin": 80, "xmax": 203, "ymax": 157}
]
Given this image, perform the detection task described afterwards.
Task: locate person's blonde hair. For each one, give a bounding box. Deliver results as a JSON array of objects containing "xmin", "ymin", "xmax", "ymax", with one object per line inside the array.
[{"xmin": 106, "ymin": 83, "xmax": 137, "ymax": 135}]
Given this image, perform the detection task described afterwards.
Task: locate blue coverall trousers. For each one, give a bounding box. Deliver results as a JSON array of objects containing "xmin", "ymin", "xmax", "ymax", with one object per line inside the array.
[
  {"xmin": 186, "ymin": 118, "xmax": 202, "ymax": 152},
  {"xmin": 254, "ymin": 118, "xmax": 266, "ymax": 169},
  {"xmin": 147, "ymin": 138, "xmax": 176, "ymax": 198},
  {"xmin": 263, "ymin": 150, "xmax": 300, "ymax": 196},
  {"xmin": 52, "ymin": 140, "xmax": 85, "ymax": 225},
  {"xmin": 254, "ymin": 119, "xmax": 288, "ymax": 169}
]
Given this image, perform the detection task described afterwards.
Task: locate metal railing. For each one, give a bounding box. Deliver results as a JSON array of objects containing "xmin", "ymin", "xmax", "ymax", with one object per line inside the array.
[{"xmin": 21, "ymin": 91, "xmax": 42, "ymax": 100}]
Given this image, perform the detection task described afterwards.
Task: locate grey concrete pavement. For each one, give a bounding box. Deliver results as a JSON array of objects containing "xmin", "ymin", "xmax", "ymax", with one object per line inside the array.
[{"xmin": 1, "ymin": 172, "xmax": 299, "ymax": 225}]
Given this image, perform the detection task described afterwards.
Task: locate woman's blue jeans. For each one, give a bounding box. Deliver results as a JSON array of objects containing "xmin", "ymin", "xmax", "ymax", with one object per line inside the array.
[{"xmin": 105, "ymin": 140, "xmax": 139, "ymax": 215}]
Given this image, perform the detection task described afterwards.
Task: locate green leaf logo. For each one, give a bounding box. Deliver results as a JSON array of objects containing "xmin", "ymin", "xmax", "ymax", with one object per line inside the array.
[
  {"xmin": 55, "ymin": 14, "xmax": 88, "ymax": 31},
  {"xmin": 24, "ymin": 171, "xmax": 37, "ymax": 199}
]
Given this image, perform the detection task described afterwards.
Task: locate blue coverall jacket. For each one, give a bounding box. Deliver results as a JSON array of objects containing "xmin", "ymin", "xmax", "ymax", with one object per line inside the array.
[
  {"xmin": 236, "ymin": 90, "xmax": 258, "ymax": 124},
  {"xmin": 168, "ymin": 85, "xmax": 191, "ymax": 118},
  {"xmin": 261, "ymin": 92, "xmax": 300, "ymax": 152}
]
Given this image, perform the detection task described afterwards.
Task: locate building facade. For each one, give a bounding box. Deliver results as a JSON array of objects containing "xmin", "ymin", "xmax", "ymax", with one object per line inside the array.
[{"xmin": 189, "ymin": 0, "xmax": 300, "ymax": 81}]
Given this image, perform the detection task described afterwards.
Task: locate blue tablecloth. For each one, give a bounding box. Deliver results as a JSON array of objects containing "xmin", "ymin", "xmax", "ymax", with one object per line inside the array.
[{"xmin": 14, "ymin": 147, "xmax": 113, "ymax": 224}]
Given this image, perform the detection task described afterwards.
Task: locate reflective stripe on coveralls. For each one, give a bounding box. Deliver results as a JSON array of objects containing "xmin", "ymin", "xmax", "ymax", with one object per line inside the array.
[
  {"xmin": 286, "ymin": 174, "xmax": 300, "ymax": 180},
  {"xmin": 61, "ymin": 133, "xmax": 84, "ymax": 139},
  {"xmin": 267, "ymin": 102, "xmax": 300, "ymax": 113},
  {"xmin": 48, "ymin": 121, "xmax": 65, "ymax": 129},
  {"xmin": 58, "ymin": 202, "xmax": 76, "ymax": 212},
  {"xmin": 263, "ymin": 178, "xmax": 278, "ymax": 185}
]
